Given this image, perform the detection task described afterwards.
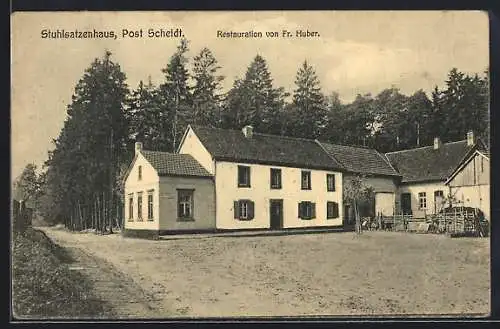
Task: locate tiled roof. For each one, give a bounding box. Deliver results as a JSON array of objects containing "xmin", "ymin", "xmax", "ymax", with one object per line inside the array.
[
  {"xmin": 190, "ymin": 125, "xmax": 343, "ymax": 171},
  {"xmin": 141, "ymin": 151, "xmax": 212, "ymax": 177},
  {"xmin": 385, "ymin": 140, "xmax": 476, "ymax": 183},
  {"xmin": 318, "ymin": 142, "xmax": 400, "ymax": 177}
]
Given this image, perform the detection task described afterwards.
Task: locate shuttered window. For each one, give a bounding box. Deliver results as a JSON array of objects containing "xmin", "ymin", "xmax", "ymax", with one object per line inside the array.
[
  {"xmin": 327, "ymin": 201, "xmax": 339, "ymax": 219},
  {"xmin": 298, "ymin": 201, "xmax": 315, "ymax": 220},
  {"xmin": 233, "ymin": 200, "xmax": 255, "ymax": 220}
]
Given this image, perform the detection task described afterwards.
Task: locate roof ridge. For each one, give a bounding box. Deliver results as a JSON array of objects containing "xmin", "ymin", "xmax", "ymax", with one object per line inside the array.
[
  {"xmin": 192, "ymin": 124, "xmax": 319, "ymax": 143},
  {"xmin": 254, "ymin": 132, "xmax": 316, "ymax": 143},
  {"xmin": 317, "ymin": 140, "xmax": 378, "ymax": 151},
  {"xmin": 385, "ymin": 139, "xmax": 467, "ymax": 155}
]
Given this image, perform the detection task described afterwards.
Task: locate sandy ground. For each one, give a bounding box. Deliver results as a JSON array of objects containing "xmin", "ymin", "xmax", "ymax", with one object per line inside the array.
[{"xmin": 40, "ymin": 227, "xmax": 490, "ymax": 318}]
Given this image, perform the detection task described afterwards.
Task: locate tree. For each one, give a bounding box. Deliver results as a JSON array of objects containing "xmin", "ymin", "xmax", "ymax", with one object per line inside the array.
[
  {"xmin": 431, "ymin": 68, "xmax": 489, "ymax": 143},
  {"xmin": 289, "ymin": 60, "xmax": 327, "ymax": 138},
  {"xmin": 222, "ymin": 55, "xmax": 288, "ymax": 134},
  {"xmin": 159, "ymin": 38, "xmax": 192, "ymax": 151},
  {"xmin": 192, "ymin": 47, "xmax": 225, "ymax": 127},
  {"xmin": 126, "ymin": 78, "xmax": 165, "ymax": 150},
  {"xmin": 13, "ymin": 163, "xmax": 40, "ymax": 203},
  {"xmin": 42, "ymin": 50, "xmax": 130, "ymax": 232},
  {"xmin": 321, "ymin": 92, "xmax": 347, "ymax": 143},
  {"xmin": 342, "ymin": 94, "xmax": 375, "ymax": 147},
  {"xmin": 343, "ymin": 175, "xmax": 374, "ymax": 235}
]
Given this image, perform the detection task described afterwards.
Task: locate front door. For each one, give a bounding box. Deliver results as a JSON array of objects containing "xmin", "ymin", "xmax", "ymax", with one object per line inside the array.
[
  {"xmin": 401, "ymin": 193, "xmax": 412, "ymax": 215},
  {"xmin": 270, "ymin": 199, "xmax": 283, "ymax": 230}
]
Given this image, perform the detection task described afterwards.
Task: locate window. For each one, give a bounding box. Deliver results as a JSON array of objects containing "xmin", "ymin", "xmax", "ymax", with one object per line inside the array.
[
  {"xmin": 270, "ymin": 168, "xmax": 282, "ymax": 189},
  {"xmin": 327, "ymin": 174, "xmax": 336, "ymax": 192},
  {"xmin": 138, "ymin": 165, "xmax": 142, "ymax": 180},
  {"xmin": 178, "ymin": 189, "xmax": 194, "ymax": 219},
  {"xmin": 137, "ymin": 192, "xmax": 143, "ymax": 220},
  {"xmin": 327, "ymin": 201, "xmax": 339, "ymax": 219},
  {"xmin": 238, "ymin": 165, "xmax": 251, "ymax": 187},
  {"xmin": 481, "ymin": 157, "xmax": 484, "ymax": 172},
  {"xmin": 418, "ymin": 192, "xmax": 427, "ymax": 210},
  {"xmin": 128, "ymin": 194, "xmax": 134, "ymax": 221},
  {"xmin": 301, "ymin": 171, "xmax": 311, "ymax": 190},
  {"xmin": 298, "ymin": 201, "xmax": 316, "ymax": 220},
  {"xmin": 147, "ymin": 191, "xmax": 154, "ymax": 220},
  {"xmin": 233, "ymin": 200, "xmax": 255, "ymax": 220}
]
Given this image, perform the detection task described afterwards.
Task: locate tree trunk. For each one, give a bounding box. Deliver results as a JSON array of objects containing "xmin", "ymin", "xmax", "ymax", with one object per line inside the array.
[{"xmin": 354, "ymin": 200, "xmax": 362, "ymax": 235}]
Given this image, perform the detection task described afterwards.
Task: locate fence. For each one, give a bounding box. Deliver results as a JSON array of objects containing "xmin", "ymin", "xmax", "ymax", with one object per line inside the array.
[{"xmin": 365, "ymin": 207, "xmax": 485, "ymax": 236}]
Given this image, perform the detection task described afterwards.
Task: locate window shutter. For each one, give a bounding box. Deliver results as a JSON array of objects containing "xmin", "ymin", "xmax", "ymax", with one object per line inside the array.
[
  {"xmin": 311, "ymin": 202, "xmax": 316, "ymax": 219},
  {"xmin": 298, "ymin": 202, "xmax": 302, "ymax": 218},
  {"xmin": 248, "ymin": 167, "xmax": 251, "ymax": 187},
  {"xmin": 234, "ymin": 201, "xmax": 239, "ymax": 219},
  {"xmin": 248, "ymin": 201, "xmax": 255, "ymax": 219},
  {"xmin": 333, "ymin": 202, "xmax": 339, "ymax": 218}
]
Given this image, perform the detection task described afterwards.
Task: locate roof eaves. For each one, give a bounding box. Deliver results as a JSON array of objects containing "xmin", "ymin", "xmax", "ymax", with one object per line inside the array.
[{"xmin": 213, "ymin": 156, "xmax": 342, "ymax": 172}]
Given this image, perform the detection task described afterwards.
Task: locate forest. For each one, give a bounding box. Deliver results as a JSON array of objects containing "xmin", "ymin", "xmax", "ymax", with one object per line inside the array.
[{"xmin": 13, "ymin": 38, "xmax": 489, "ymax": 232}]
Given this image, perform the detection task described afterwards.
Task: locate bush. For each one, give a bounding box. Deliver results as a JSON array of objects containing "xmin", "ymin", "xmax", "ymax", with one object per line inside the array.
[{"xmin": 11, "ymin": 228, "xmax": 110, "ymax": 319}]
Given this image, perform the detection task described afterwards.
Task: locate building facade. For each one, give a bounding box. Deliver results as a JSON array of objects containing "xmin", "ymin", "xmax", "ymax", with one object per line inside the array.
[
  {"xmin": 179, "ymin": 125, "xmax": 344, "ymax": 231},
  {"xmin": 123, "ymin": 142, "xmax": 215, "ymax": 237}
]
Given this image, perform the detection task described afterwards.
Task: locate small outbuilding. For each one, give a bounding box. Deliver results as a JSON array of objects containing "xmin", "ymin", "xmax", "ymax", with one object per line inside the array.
[{"xmin": 123, "ymin": 142, "xmax": 215, "ymax": 238}]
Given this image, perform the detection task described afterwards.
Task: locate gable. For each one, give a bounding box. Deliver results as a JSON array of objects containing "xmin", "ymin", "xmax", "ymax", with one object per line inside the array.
[
  {"xmin": 177, "ymin": 126, "xmax": 214, "ymax": 174},
  {"xmin": 125, "ymin": 152, "xmax": 160, "ymax": 188},
  {"xmin": 445, "ymin": 150, "xmax": 490, "ymax": 186}
]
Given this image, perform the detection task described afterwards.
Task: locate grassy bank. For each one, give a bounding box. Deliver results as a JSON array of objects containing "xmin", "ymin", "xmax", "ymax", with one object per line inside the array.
[{"xmin": 11, "ymin": 227, "xmax": 112, "ymax": 319}]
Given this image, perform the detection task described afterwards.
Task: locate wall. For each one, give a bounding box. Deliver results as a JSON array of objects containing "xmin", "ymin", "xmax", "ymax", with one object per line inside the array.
[
  {"xmin": 158, "ymin": 176, "xmax": 216, "ymax": 231},
  {"xmin": 343, "ymin": 174, "xmax": 398, "ymax": 221},
  {"xmin": 215, "ymin": 161, "xmax": 343, "ymax": 229},
  {"xmin": 449, "ymin": 185, "xmax": 490, "ymax": 221},
  {"xmin": 397, "ymin": 181, "xmax": 448, "ymax": 217},
  {"xmin": 344, "ymin": 175, "xmax": 398, "ymax": 194},
  {"xmin": 124, "ymin": 152, "xmax": 160, "ymax": 230},
  {"xmin": 448, "ymin": 153, "xmax": 489, "ymax": 187},
  {"xmin": 447, "ymin": 153, "xmax": 490, "ymax": 220},
  {"xmin": 178, "ymin": 127, "xmax": 215, "ymax": 174}
]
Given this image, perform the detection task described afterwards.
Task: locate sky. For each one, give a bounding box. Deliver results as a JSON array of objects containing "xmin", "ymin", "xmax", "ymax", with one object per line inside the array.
[{"xmin": 11, "ymin": 11, "xmax": 489, "ymax": 180}]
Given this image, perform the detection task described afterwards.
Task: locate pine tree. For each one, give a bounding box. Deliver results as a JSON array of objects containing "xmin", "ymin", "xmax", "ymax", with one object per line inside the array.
[
  {"xmin": 192, "ymin": 48, "xmax": 224, "ymax": 127},
  {"xmin": 127, "ymin": 78, "xmax": 165, "ymax": 150},
  {"xmin": 291, "ymin": 60, "xmax": 326, "ymax": 138},
  {"xmin": 41, "ymin": 50, "xmax": 129, "ymax": 231},
  {"xmin": 160, "ymin": 38, "xmax": 192, "ymax": 151},
  {"xmin": 223, "ymin": 55, "xmax": 287, "ymax": 134}
]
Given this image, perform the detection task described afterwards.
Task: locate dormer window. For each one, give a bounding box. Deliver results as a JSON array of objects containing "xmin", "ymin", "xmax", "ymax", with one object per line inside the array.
[{"xmin": 138, "ymin": 165, "xmax": 142, "ymax": 180}]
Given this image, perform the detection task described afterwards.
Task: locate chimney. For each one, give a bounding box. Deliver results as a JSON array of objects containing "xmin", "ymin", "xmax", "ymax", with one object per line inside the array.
[
  {"xmin": 135, "ymin": 141, "xmax": 143, "ymax": 154},
  {"xmin": 242, "ymin": 125, "xmax": 253, "ymax": 139},
  {"xmin": 433, "ymin": 137, "xmax": 442, "ymax": 150},
  {"xmin": 467, "ymin": 130, "xmax": 475, "ymax": 146}
]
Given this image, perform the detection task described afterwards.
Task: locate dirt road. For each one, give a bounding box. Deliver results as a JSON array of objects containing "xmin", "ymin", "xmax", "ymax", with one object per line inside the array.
[{"xmin": 41, "ymin": 227, "xmax": 490, "ymax": 318}]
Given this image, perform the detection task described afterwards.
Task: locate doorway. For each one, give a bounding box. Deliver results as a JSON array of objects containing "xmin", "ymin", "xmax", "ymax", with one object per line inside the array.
[{"xmin": 269, "ymin": 199, "xmax": 283, "ymax": 230}]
